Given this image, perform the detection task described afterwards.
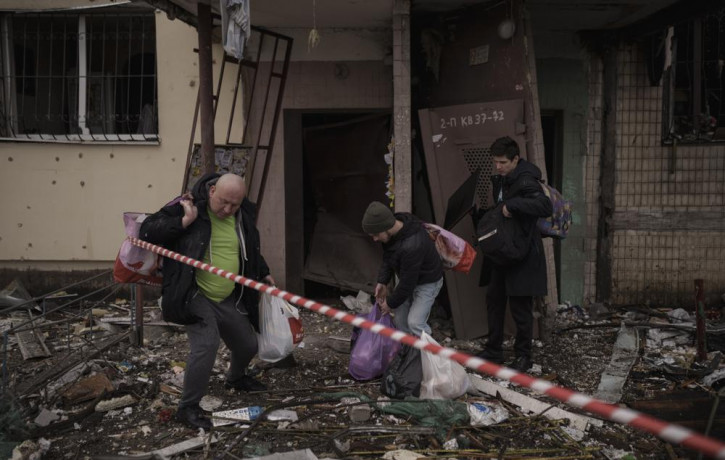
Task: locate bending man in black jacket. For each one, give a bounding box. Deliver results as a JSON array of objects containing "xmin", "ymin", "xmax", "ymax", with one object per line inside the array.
[
  {"xmin": 140, "ymin": 173, "xmax": 274, "ymax": 430},
  {"xmin": 478, "ymin": 136, "xmax": 552, "ymax": 373},
  {"xmin": 362, "ymin": 201, "xmax": 443, "ymax": 337}
]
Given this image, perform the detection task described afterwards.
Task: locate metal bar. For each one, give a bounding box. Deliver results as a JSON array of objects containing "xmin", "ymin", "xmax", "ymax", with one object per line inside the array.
[
  {"xmin": 1, "ymin": 15, "xmax": 16, "ymax": 136},
  {"xmin": 124, "ymin": 15, "xmax": 132, "ymax": 135},
  {"xmin": 99, "ymin": 15, "xmax": 110, "ymax": 141},
  {"xmin": 226, "ymin": 55, "xmax": 244, "ymax": 144},
  {"xmin": 197, "ymin": 1, "xmax": 215, "ymax": 175},
  {"xmin": 212, "ymin": 46, "xmax": 226, "ymax": 120},
  {"xmin": 61, "ymin": 16, "xmax": 70, "ymax": 141},
  {"xmin": 0, "ymin": 269, "xmax": 111, "ymax": 315},
  {"xmin": 113, "ymin": 15, "xmax": 120, "ymax": 134},
  {"xmin": 182, "ymin": 87, "xmax": 200, "ymax": 194},
  {"xmin": 4, "ymin": 281, "xmax": 119, "ymax": 334},
  {"xmin": 133, "ymin": 284, "xmax": 143, "ymax": 346},
  {"xmin": 693, "ymin": 19, "xmax": 702, "ymax": 128},
  {"xmin": 695, "ymin": 279, "xmax": 707, "ymax": 362},
  {"xmin": 241, "ymin": 31, "xmax": 264, "ymax": 145},
  {"xmin": 254, "ymin": 36, "xmax": 292, "ymax": 213},
  {"xmin": 46, "ymin": 17, "xmax": 53, "ymax": 134},
  {"xmin": 78, "ymin": 15, "xmax": 89, "ymax": 135}
]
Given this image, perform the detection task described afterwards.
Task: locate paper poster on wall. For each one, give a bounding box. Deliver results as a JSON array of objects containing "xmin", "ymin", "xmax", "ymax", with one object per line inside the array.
[{"xmin": 185, "ymin": 144, "xmax": 251, "ymax": 192}]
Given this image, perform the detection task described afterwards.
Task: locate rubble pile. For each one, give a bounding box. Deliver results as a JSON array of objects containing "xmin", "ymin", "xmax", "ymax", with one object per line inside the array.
[{"xmin": 1, "ymin": 280, "xmax": 724, "ymax": 459}]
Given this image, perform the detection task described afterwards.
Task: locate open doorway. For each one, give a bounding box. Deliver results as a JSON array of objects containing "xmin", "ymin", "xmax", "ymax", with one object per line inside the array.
[{"xmin": 284, "ymin": 110, "xmax": 392, "ymax": 297}]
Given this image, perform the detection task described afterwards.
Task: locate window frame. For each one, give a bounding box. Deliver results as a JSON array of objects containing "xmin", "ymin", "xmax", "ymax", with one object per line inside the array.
[{"xmin": 0, "ymin": 8, "xmax": 159, "ymax": 144}]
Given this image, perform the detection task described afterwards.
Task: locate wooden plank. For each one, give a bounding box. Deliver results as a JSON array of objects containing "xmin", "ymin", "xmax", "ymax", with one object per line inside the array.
[
  {"xmin": 15, "ymin": 332, "xmax": 129, "ymax": 396},
  {"xmin": 10, "ymin": 312, "xmax": 51, "ymax": 360},
  {"xmin": 612, "ymin": 210, "xmax": 725, "ymax": 231},
  {"xmin": 596, "ymin": 48, "xmax": 617, "ymax": 302}
]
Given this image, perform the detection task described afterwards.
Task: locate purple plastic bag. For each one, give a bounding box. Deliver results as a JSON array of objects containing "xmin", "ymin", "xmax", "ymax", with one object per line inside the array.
[{"xmin": 348, "ymin": 304, "xmax": 401, "ymax": 381}]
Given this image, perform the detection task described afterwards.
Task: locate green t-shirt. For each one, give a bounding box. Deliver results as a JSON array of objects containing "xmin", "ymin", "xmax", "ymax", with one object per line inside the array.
[{"xmin": 196, "ymin": 210, "xmax": 240, "ymax": 303}]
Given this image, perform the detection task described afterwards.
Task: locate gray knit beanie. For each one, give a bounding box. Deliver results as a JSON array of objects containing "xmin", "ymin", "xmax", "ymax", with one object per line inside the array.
[{"xmin": 362, "ymin": 201, "xmax": 395, "ymax": 234}]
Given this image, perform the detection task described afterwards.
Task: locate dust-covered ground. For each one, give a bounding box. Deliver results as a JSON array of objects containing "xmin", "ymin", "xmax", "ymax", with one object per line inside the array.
[{"xmin": 2, "ymin": 293, "xmax": 722, "ymax": 460}]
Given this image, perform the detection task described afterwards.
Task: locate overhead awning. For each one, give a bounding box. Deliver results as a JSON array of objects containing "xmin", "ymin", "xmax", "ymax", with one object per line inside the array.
[{"xmin": 0, "ymin": 0, "xmax": 131, "ymax": 12}]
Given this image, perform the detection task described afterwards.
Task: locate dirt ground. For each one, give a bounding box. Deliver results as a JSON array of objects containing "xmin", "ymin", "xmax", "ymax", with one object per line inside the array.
[{"xmin": 2, "ymin": 292, "xmax": 723, "ymax": 460}]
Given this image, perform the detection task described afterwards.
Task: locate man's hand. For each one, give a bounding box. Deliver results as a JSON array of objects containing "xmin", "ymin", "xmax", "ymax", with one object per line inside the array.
[
  {"xmin": 502, "ymin": 204, "xmax": 512, "ymax": 218},
  {"xmin": 263, "ymin": 274, "xmax": 276, "ymax": 286},
  {"xmin": 378, "ymin": 299, "xmax": 391, "ymax": 315},
  {"xmin": 180, "ymin": 193, "xmax": 198, "ymax": 228},
  {"xmin": 374, "ymin": 283, "xmax": 388, "ymax": 303}
]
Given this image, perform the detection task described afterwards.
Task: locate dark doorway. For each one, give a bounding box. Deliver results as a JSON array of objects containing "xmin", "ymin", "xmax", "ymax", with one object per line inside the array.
[
  {"xmin": 541, "ymin": 110, "xmax": 563, "ymax": 301},
  {"xmin": 284, "ymin": 110, "xmax": 392, "ymax": 297}
]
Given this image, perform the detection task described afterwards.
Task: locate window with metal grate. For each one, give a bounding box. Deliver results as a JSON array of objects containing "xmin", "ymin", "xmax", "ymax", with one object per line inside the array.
[{"xmin": 0, "ymin": 11, "xmax": 158, "ymax": 142}]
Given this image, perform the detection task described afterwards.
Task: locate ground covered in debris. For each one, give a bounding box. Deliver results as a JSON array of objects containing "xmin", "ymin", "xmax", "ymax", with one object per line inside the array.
[{"xmin": 2, "ymin": 289, "xmax": 724, "ymax": 459}]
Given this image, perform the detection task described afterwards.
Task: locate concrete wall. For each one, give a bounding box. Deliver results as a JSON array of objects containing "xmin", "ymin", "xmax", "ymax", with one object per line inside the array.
[
  {"xmin": 0, "ymin": 12, "xmax": 199, "ymax": 272},
  {"xmin": 0, "ymin": 14, "xmax": 393, "ymax": 295},
  {"xmin": 536, "ymin": 58, "xmax": 589, "ymax": 305}
]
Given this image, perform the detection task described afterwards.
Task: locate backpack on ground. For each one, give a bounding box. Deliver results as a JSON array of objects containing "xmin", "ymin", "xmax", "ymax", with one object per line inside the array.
[
  {"xmin": 475, "ymin": 203, "xmax": 530, "ymax": 266},
  {"xmin": 381, "ymin": 345, "xmax": 422, "ymax": 399},
  {"xmin": 537, "ymin": 182, "xmax": 572, "ymax": 239}
]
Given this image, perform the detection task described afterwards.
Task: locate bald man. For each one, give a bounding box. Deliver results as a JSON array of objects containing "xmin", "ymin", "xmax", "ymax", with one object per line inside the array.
[{"xmin": 140, "ymin": 173, "xmax": 274, "ymax": 429}]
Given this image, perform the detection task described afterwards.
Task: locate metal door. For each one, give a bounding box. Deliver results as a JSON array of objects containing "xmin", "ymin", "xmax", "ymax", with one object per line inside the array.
[{"xmin": 419, "ymin": 99, "xmax": 526, "ymax": 340}]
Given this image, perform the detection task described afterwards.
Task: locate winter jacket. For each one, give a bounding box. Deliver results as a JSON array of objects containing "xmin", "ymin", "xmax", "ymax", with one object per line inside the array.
[
  {"xmin": 479, "ymin": 159, "xmax": 553, "ymax": 296},
  {"xmin": 139, "ymin": 173, "xmax": 270, "ymax": 327},
  {"xmin": 378, "ymin": 213, "xmax": 444, "ymax": 309}
]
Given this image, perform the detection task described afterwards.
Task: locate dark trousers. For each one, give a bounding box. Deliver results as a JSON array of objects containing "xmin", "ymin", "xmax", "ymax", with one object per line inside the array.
[
  {"xmin": 485, "ymin": 268, "xmax": 534, "ymax": 359},
  {"xmin": 179, "ymin": 291, "xmax": 258, "ymax": 409}
]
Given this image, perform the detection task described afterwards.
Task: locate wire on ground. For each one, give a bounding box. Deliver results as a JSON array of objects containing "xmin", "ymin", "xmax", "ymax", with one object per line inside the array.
[{"xmin": 129, "ymin": 237, "xmax": 725, "ymax": 459}]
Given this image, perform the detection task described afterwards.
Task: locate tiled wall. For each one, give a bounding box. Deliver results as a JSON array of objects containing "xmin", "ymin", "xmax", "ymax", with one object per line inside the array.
[{"xmin": 586, "ymin": 44, "xmax": 725, "ymax": 306}]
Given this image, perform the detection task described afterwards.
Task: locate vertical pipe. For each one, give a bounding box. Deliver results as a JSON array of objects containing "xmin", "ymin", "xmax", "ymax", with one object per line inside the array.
[
  {"xmin": 78, "ymin": 15, "xmax": 89, "ymax": 135},
  {"xmin": 694, "ymin": 279, "xmax": 707, "ymax": 362},
  {"xmin": 197, "ymin": 1, "xmax": 215, "ymax": 174},
  {"xmin": 134, "ymin": 284, "xmax": 144, "ymax": 346}
]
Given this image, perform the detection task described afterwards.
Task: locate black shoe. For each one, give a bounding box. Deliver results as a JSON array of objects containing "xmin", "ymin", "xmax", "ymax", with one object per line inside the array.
[
  {"xmin": 176, "ymin": 405, "xmax": 212, "ymax": 430},
  {"xmin": 476, "ymin": 349, "xmax": 504, "ymax": 364},
  {"xmin": 508, "ymin": 355, "xmax": 533, "ymax": 373},
  {"xmin": 225, "ymin": 375, "xmax": 267, "ymax": 392}
]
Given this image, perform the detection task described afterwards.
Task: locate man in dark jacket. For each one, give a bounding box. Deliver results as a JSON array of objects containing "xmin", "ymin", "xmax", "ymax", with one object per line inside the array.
[
  {"xmin": 140, "ymin": 173, "xmax": 274, "ymax": 429},
  {"xmin": 477, "ymin": 136, "xmax": 552, "ymax": 372},
  {"xmin": 362, "ymin": 201, "xmax": 444, "ymax": 337}
]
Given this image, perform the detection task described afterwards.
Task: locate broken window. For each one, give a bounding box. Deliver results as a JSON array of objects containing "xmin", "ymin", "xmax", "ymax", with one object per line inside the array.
[
  {"xmin": 663, "ymin": 12, "xmax": 725, "ymax": 144},
  {"xmin": 0, "ymin": 9, "xmax": 157, "ymax": 142}
]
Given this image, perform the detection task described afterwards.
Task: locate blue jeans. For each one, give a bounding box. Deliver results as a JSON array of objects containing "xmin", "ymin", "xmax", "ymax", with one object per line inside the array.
[{"xmin": 393, "ymin": 277, "xmax": 443, "ymax": 337}]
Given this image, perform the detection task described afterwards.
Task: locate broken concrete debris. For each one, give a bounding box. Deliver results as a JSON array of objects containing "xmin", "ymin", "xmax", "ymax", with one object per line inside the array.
[{"xmin": 2, "ymin": 276, "xmax": 724, "ymax": 459}]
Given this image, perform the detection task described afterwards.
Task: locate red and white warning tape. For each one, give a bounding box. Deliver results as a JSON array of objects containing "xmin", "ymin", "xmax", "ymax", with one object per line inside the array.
[{"xmin": 129, "ymin": 237, "xmax": 725, "ymax": 459}]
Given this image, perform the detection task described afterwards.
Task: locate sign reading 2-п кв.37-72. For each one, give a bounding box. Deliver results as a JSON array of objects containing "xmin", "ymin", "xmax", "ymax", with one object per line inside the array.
[
  {"xmin": 439, "ymin": 109, "xmax": 505, "ymax": 129},
  {"xmin": 426, "ymin": 99, "xmax": 524, "ymax": 139}
]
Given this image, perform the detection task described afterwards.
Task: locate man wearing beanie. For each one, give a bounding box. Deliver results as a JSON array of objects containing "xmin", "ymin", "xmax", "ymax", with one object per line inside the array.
[{"xmin": 362, "ymin": 201, "xmax": 443, "ymax": 337}]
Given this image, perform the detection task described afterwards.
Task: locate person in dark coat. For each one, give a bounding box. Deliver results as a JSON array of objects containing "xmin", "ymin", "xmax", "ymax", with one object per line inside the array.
[
  {"xmin": 139, "ymin": 173, "xmax": 274, "ymax": 429},
  {"xmin": 476, "ymin": 136, "xmax": 552, "ymax": 372},
  {"xmin": 362, "ymin": 201, "xmax": 444, "ymax": 337}
]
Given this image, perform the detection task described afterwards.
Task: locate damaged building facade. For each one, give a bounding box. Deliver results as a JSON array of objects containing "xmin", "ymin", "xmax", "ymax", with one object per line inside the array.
[{"xmin": 1, "ymin": 0, "xmax": 724, "ymax": 340}]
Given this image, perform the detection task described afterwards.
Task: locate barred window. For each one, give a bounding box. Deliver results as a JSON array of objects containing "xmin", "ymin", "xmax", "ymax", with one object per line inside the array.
[
  {"xmin": 0, "ymin": 10, "xmax": 158, "ymax": 142},
  {"xmin": 663, "ymin": 10, "xmax": 725, "ymax": 144}
]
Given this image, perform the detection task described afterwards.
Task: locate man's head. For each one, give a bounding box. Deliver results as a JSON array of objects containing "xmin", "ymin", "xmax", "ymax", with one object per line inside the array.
[
  {"xmin": 362, "ymin": 201, "xmax": 397, "ymax": 243},
  {"xmin": 490, "ymin": 136, "xmax": 520, "ymax": 176},
  {"xmin": 208, "ymin": 173, "xmax": 246, "ymax": 219}
]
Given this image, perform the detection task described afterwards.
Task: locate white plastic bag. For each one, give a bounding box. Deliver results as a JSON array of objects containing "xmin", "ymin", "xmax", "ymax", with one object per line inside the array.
[
  {"xmin": 420, "ymin": 331, "xmax": 469, "ymax": 399},
  {"xmin": 257, "ymin": 294, "xmax": 295, "ymax": 362}
]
